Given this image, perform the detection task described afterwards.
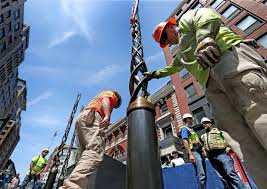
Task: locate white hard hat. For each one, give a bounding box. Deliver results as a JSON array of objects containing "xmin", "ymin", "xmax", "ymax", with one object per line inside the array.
[
  {"xmin": 201, "ymin": 117, "xmax": 211, "ymax": 124},
  {"xmin": 182, "ymin": 113, "xmax": 193, "ymax": 120}
]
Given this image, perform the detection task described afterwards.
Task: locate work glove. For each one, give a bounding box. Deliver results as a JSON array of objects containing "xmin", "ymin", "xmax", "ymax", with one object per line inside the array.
[
  {"xmin": 143, "ymin": 71, "xmax": 157, "ymax": 81},
  {"xmin": 194, "ymin": 37, "xmax": 221, "ymax": 69}
]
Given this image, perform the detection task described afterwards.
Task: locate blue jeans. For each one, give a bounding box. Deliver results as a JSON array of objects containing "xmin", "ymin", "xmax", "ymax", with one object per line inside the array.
[
  {"xmin": 19, "ymin": 175, "xmax": 38, "ymax": 189},
  {"xmin": 192, "ymin": 151, "xmax": 206, "ymax": 189},
  {"xmin": 209, "ymin": 152, "xmax": 246, "ymax": 189}
]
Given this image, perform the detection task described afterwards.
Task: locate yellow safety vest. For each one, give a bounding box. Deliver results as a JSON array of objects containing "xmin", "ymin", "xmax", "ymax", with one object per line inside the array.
[
  {"xmin": 201, "ymin": 128, "xmax": 228, "ymax": 151},
  {"xmin": 181, "ymin": 126, "xmax": 200, "ymax": 150}
]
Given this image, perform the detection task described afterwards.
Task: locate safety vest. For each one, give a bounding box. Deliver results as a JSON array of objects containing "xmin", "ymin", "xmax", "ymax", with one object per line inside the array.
[
  {"xmin": 86, "ymin": 90, "xmax": 117, "ymax": 118},
  {"xmin": 181, "ymin": 126, "xmax": 200, "ymax": 150},
  {"xmin": 201, "ymin": 128, "xmax": 228, "ymax": 151},
  {"xmin": 26, "ymin": 155, "xmax": 48, "ymax": 176}
]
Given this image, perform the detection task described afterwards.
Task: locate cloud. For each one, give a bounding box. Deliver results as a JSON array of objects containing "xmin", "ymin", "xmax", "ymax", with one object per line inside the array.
[
  {"xmin": 48, "ymin": 31, "xmax": 76, "ymax": 48},
  {"xmin": 27, "ymin": 114, "xmax": 63, "ymax": 128},
  {"xmin": 82, "ymin": 64, "xmax": 126, "ymax": 85},
  {"xmin": 28, "ymin": 91, "xmax": 54, "ymax": 107},
  {"xmin": 22, "ymin": 65, "xmax": 59, "ymax": 74},
  {"xmin": 146, "ymin": 51, "xmax": 164, "ymax": 64},
  {"xmin": 60, "ymin": 0, "xmax": 93, "ymax": 41}
]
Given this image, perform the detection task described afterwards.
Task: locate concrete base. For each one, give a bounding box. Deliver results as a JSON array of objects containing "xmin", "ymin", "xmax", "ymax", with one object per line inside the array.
[{"xmin": 87, "ymin": 155, "xmax": 126, "ymax": 189}]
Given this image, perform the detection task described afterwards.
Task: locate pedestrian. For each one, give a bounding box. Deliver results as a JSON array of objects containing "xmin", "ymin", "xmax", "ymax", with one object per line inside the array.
[
  {"xmin": 145, "ymin": 7, "xmax": 267, "ymax": 186},
  {"xmin": 181, "ymin": 113, "xmax": 206, "ymax": 189},
  {"xmin": 170, "ymin": 151, "xmax": 185, "ymax": 167},
  {"xmin": 161, "ymin": 156, "xmax": 171, "ymax": 169},
  {"xmin": 9, "ymin": 174, "xmax": 20, "ymax": 189},
  {"xmin": 20, "ymin": 149, "xmax": 49, "ymax": 189},
  {"xmin": 200, "ymin": 117, "xmax": 246, "ymax": 189},
  {"xmin": 60, "ymin": 90, "xmax": 122, "ymax": 189}
]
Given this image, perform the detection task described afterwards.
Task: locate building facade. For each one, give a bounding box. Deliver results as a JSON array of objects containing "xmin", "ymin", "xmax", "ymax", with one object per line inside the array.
[{"xmin": 0, "ymin": 0, "xmax": 29, "ymax": 169}]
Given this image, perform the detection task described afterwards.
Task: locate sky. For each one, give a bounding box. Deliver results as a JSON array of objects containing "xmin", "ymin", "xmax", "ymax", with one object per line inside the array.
[{"xmin": 10, "ymin": 0, "xmax": 181, "ymax": 177}]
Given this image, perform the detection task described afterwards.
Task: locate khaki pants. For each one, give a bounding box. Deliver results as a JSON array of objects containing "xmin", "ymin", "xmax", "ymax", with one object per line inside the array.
[
  {"xmin": 60, "ymin": 109, "xmax": 105, "ymax": 189},
  {"xmin": 206, "ymin": 43, "xmax": 267, "ymax": 188}
]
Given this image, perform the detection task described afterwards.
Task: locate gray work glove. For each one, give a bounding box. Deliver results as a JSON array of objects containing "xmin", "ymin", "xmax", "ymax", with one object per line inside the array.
[
  {"xmin": 194, "ymin": 37, "xmax": 221, "ymax": 69},
  {"xmin": 143, "ymin": 71, "xmax": 157, "ymax": 81}
]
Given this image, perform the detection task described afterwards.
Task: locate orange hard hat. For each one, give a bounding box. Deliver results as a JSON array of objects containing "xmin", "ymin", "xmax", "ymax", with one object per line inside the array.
[{"xmin": 152, "ymin": 17, "xmax": 176, "ymax": 48}]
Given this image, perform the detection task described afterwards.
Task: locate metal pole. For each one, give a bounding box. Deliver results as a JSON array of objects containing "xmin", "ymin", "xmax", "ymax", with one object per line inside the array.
[
  {"xmin": 128, "ymin": 0, "xmax": 163, "ymax": 188},
  {"xmin": 127, "ymin": 97, "xmax": 164, "ymax": 189},
  {"xmin": 44, "ymin": 166, "xmax": 58, "ymax": 189}
]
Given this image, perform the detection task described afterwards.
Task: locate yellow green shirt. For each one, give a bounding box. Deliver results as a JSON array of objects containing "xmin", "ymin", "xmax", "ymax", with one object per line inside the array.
[
  {"xmin": 26, "ymin": 155, "xmax": 48, "ymax": 176},
  {"xmin": 154, "ymin": 8, "xmax": 243, "ymax": 87}
]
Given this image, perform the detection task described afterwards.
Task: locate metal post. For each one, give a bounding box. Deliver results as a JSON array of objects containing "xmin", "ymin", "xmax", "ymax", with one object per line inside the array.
[
  {"xmin": 127, "ymin": 96, "xmax": 163, "ymax": 189},
  {"xmin": 56, "ymin": 176, "xmax": 64, "ymax": 188},
  {"xmin": 44, "ymin": 166, "xmax": 58, "ymax": 189},
  {"xmin": 128, "ymin": 0, "xmax": 163, "ymax": 188}
]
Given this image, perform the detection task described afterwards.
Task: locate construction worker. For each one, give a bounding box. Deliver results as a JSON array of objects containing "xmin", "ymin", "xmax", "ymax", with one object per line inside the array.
[
  {"xmin": 20, "ymin": 148, "xmax": 49, "ymax": 189},
  {"xmin": 60, "ymin": 90, "xmax": 122, "ymax": 189},
  {"xmin": 200, "ymin": 117, "xmax": 246, "ymax": 189},
  {"xmin": 181, "ymin": 113, "xmax": 206, "ymax": 189},
  {"xmin": 145, "ymin": 7, "xmax": 267, "ymax": 187}
]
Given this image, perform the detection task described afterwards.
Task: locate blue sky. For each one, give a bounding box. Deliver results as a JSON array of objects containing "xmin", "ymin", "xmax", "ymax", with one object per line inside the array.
[{"xmin": 11, "ymin": 0, "xmax": 181, "ymax": 177}]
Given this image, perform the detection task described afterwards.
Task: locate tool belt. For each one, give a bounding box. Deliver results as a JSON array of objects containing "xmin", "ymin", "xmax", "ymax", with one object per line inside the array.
[
  {"xmin": 83, "ymin": 108, "xmax": 96, "ymax": 125},
  {"xmin": 208, "ymin": 148, "xmax": 225, "ymax": 157}
]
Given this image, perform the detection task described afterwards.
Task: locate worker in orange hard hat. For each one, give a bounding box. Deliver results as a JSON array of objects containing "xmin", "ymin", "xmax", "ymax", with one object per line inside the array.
[
  {"xmin": 152, "ymin": 17, "xmax": 178, "ymax": 48},
  {"xmin": 144, "ymin": 8, "xmax": 267, "ymax": 188},
  {"xmin": 60, "ymin": 90, "xmax": 122, "ymax": 189}
]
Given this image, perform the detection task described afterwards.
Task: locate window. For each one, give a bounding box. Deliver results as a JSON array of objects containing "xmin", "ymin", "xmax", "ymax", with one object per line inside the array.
[
  {"xmin": 186, "ymin": 0, "xmax": 193, "ymax": 4},
  {"xmin": 5, "ymin": 10, "xmax": 11, "ymax": 18},
  {"xmin": 0, "ymin": 29, "xmax": 4, "ymax": 39},
  {"xmin": 222, "ymin": 5, "xmax": 240, "ymax": 20},
  {"xmin": 7, "ymin": 22, "xmax": 11, "ymax": 32},
  {"xmin": 211, "ymin": 0, "xmax": 225, "ymax": 10},
  {"xmin": 185, "ymin": 83, "xmax": 198, "ymax": 103},
  {"xmin": 192, "ymin": 2, "xmax": 203, "ymax": 9},
  {"xmin": 163, "ymin": 125, "xmax": 173, "ymax": 138},
  {"xmin": 236, "ymin": 15, "xmax": 262, "ymax": 34},
  {"xmin": 0, "ymin": 15, "xmax": 3, "ymax": 24},
  {"xmin": 179, "ymin": 68, "xmax": 190, "ymax": 80},
  {"xmin": 14, "ymin": 23, "xmax": 20, "ymax": 31},
  {"xmin": 8, "ymin": 36, "xmax": 12, "ymax": 44},
  {"xmin": 192, "ymin": 107, "xmax": 206, "ymax": 124},
  {"xmin": 0, "ymin": 42, "xmax": 6, "ymax": 52},
  {"xmin": 257, "ymin": 34, "xmax": 267, "ymax": 48},
  {"xmin": 160, "ymin": 102, "xmax": 168, "ymax": 115},
  {"xmin": 14, "ymin": 9, "xmax": 20, "ymax": 20}
]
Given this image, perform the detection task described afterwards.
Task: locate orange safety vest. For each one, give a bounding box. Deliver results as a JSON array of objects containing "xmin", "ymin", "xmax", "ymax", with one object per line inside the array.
[{"xmin": 86, "ymin": 90, "xmax": 117, "ymax": 118}]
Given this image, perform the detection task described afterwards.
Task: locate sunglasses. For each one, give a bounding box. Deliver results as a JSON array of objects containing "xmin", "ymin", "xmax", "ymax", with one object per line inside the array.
[{"xmin": 160, "ymin": 31, "xmax": 168, "ymax": 44}]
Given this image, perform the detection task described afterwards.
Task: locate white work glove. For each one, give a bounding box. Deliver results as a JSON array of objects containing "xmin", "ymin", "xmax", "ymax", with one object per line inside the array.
[{"xmin": 194, "ymin": 37, "xmax": 221, "ymax": 69}]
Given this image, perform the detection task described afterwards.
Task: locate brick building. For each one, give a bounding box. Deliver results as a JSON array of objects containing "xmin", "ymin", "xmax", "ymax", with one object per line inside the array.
[{"xmin": 0, "ymin": 0, "xmax": 29, "ymax": 169}]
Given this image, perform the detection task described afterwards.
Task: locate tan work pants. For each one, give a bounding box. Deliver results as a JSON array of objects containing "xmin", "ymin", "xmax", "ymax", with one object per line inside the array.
[
  {"xmin": 60, "ymin": 109, "xmax": 105, "ymax": 189},
  {"xmin": 206, "ymin": 43, "xmax": 267, "ymax": 188}
]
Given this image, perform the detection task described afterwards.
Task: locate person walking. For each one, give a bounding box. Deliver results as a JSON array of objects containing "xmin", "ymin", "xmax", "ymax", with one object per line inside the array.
[
  {"xmin": 200, "ymin": 117, "xmax": 246, "ymax": 189},
  {"xmin": 20, "ymin": 149, "xmax": 49, "ymax": 189},
  {"xmin": 181, "ymin": 113, "xmax": 206, "ymax": 189},
  {"xmin": 60, "ymin": 90, "xmax": 122, "ymax": 189}
]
